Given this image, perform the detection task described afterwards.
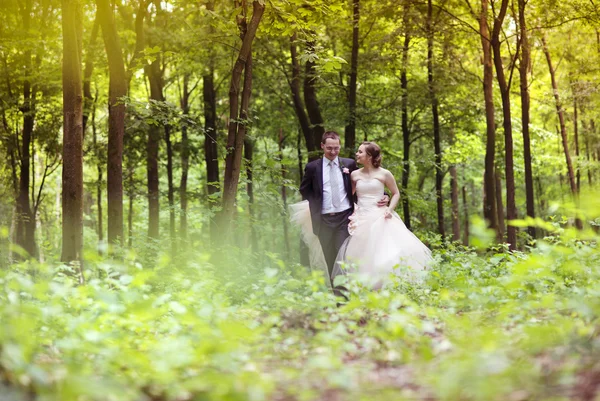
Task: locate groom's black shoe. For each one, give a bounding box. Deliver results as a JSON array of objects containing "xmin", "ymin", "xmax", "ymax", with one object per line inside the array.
[{"xmin": 333, "ymin": 285, "xmax": 349, "ymax": 303}]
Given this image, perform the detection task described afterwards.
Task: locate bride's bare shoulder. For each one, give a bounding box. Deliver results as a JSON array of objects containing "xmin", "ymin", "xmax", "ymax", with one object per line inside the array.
[{"xmin": 351, "ymin": 168, "xmax": 363, "ymax": 180}]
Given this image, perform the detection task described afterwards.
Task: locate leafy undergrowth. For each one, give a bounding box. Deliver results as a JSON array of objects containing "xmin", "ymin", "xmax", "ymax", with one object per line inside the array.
[{"xmin": 1, "ymin": 234, "xmax": 600, "ymax": 401}]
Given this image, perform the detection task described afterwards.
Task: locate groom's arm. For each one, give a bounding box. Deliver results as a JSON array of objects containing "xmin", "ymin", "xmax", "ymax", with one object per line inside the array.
[{"xmin": 299, "ymin": 162, "xmax": 314, "ymax": 200}]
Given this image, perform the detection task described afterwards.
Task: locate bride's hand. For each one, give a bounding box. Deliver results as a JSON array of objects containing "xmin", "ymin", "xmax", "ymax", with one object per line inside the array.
[{"xmin": 384, "ymin": 208, "xmax": 393, "ymax": 219}]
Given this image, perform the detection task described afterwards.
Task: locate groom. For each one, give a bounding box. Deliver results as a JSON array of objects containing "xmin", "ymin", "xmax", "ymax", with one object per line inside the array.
[{"xmin": 299, "ymin": 131, "xmax": 387, "ymax": 283}]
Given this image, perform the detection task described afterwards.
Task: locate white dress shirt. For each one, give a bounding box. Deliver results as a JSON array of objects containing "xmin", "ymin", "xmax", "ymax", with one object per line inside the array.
[{"xmin": 321, "ymin": 157, "xmax": 351, "ymax": 214}]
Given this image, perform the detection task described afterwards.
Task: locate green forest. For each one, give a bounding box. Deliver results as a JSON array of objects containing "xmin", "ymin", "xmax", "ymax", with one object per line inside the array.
[{"xmin": 2, "ymin": 0, "xmax": 600, "ymax": 399}]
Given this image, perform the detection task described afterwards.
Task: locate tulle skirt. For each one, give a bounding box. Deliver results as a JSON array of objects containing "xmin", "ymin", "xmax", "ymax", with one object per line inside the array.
[
  {"xmin": 332, "ymin": 205, "xmax": 431, "ymax": 289},
  {"xmin": 289, "ymin": 201, "xmax": 331, "ymax": 287}
]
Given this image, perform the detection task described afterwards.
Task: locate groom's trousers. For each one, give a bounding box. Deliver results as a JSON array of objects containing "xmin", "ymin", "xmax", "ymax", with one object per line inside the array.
[{"xmin": 317, "ymin": 208, "xmax": 353, "ymax": 280}]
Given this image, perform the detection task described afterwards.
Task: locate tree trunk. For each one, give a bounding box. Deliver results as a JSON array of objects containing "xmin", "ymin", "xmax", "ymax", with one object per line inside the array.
[
  {"xmin": 401, "ymin": 2, "xmax": 411, "ymax": 230},
  {"xmin": 518, "ymin": 0, "xmax": 535, "ymax": 239},
  {"xmin": 61, "ymin": 0, "xmax": 84, "ymax": 272},
  {"xmin": 16, "ymin": 0, "xmax": 37, "ymax": 258},
  {"xmin": 304, "ymin": 40, "xmax": 325, "ymax": 151},
  {"xmin": 244, "ymin": 136, "xmax": 257, "ymax": 251},
  {"xmin": 344, "ymin": 0, "xmax": 359, "ymax": 156},
  {"xmin": 92, "ymin": 90, "xmax": 103, "ymax": 249},
  {"xmin": 495, "ymin": 169, "xmax": 505, "ymax": 241},
  {"xmin": 541, "ymin": 35, "xmax": 577, "ymax": 196},
  {"xmin": 427, "ymin": 0, "xmax": 445, "ymax": 240},
  {"xmin": 203, "ymin": 71, "xmax": 219, "ymax": 196},
  {"xmin": 573, "ymin": 94, "xmax": 580, "ymax": 193},
  {"xmin": 145, "ymin": 59, "xmax": 162, "ymax": 240},
  {"xmin": 165, "ymin": 123, "xmax": 176, "ymax": 255},
  {"xmin": 127, "ymin": 170, "xmax": 134, "ymax": 248},
  {"xmin": 450, "ymin": 165, "xmax": 460, "ymax": 242},
  {"xmin": 297, "ymin": 128, "xmax": 304, "ymax": 182},
  {"xmin": 290, "ymin": 34, "xmax": 315, "ymax": 157},
  {"xmin": 220, "ymin": 1, "xmax": 264, "ymax": 235},
  {"xmin": 97, "ymin": 0, "xmax": 127, "ymax": 247},
  {"xmin": 491, "ymin": 0, "xmax": 517, "ymax": 250},
  {"xmin": 179, "ymin": 74, "xmax": 190, "ymax": 242},
  {"xmin": 479, "ymin": 0, "xmax": 498, "ymax": 234},
  {"xmin": 541, "ymin": 34, "xmax": 581, "ymax": 229},
  {"xmin": 462, "ymin": 184, "xmax": 469, "ymax": 246},
  {"xmin": 82, "ymin": 15, "xmax": 99, "ymax": 137},
  {"xmin": 586, "ymin": 119, "xmax": 593, "ymax": 186},
  {"xmin": 279, "ymin": 130, "xmax": 291, "ymax": 260}
]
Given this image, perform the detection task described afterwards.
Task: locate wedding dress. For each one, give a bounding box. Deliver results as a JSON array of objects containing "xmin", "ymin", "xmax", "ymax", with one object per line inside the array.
[
  {"xmin": 331, "ymin": 178, "xmax": 431, "ymax": 288},
  {"xmin": 290, "ymin": 178, "xmax": 431, "ymax": 289}
]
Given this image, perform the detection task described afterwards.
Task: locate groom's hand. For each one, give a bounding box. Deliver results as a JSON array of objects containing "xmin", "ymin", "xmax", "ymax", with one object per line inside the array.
[{"xmin": 377, "ymin": 194, "xmax": 390, "ymax": 207}]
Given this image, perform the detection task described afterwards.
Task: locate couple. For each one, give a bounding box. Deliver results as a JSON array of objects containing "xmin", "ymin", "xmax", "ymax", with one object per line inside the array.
[{"xmin": 292, "ymin": 131, "xmax": 431, "ymax": 291}]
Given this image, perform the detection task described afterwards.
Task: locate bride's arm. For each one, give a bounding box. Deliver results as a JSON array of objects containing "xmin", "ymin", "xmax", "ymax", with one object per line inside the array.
[
  {"xmin": 383, "ymin": 170, "xmax": 401, "ymax": 218},
  {"xmin": 350, "ymin": 170, "xmax": 358, "ymax": 195}
]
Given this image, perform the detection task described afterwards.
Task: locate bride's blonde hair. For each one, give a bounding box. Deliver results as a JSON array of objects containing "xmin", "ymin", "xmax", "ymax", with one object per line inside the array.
[{"xmin": 362, "ymin": 141, "xmax": 382, "ymax": 168}]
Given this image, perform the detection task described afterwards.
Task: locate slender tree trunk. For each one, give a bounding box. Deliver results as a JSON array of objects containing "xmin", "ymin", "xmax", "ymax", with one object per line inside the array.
[
  {"xmin": 304, "ymin": 40, "xmax": 325, "ymax": 150},
  {"xmin": 450, "ymin": 165, "xmax": 460, "ymax": 242},
  {"xmin": 542, "ymin": 35, "xmax": 577, "ymax": 196},
  {"xmin": 495, "ymin": 169, "xmax": 505, "ymax": 241},
  {"xmin": 479, "ymin": 0, "xmax": 498, "ymax": 234},
  {"xmin": 573, "ymin": 94, "xmax": 580, "ymax": 193},
  {"xmin": 586, "ymin": 119, "xmax": 593, "ymax": 186},
  {"xmin": 279, "ymin": 130, "xmax": 291, "ymax": 260},
  {"xmin": 491, "ymin": 0, "xmax": 516, "ymax": 250},
  {"xmin": 97, "ymin": 0, "xmax": 127, "ymax": 247},
  {"xmin": 401, "ymin": 2, "xmax": 411, "ymax": 230},
  {"xmin": 541, "ymin": 34, "xmax": 582, "ymax": 229},
  {"xmin": 244, "ymin": 136, "xmax": 257, "ymax": 251},
  {"xmin": 518, "ymin": 0, "xmax": 535, "ymax": 239},
  {"xmin": 344, "ymin": 0, "xmax": 359, "ymax": 155},
  {"xmin": 17, "ymin": 0, "xmax": 37, "ymax": 258},
  {"xmin": 462, "ymin": 184, "xmax": 469, "ymax": 246},
  {"xmin": 220, "ymin": 1, "xmax": 264, "ymax": 234},
  {"xmin": 427, "ymin": 0, "xmax": 445, "ymax": 240},
  {"xmin": 61, "ymin": 0, "xmax": 84, "ymax": 272},
  {"xmin": 165, "ymin": 123, "xmax": 176, "ymax": 254},
  {"xmin": 203, "ymin": 71, "xmax": 219, "ymax": 196},
  {"xmin": 145, "ymin": 58, "xmax": 162, "ymax": 240},
  {"xmin": 179, "ymin": 74, "xmax": 190, "ymax": 242},
  {"xmin": 92, "ymin": 90, "xmax": 103, "ymax": 249},
  {"xmin": 290, "ymin": 34, "xmax": 315, "ymax": 158},
  {"xmin": 127, "ymin": 170, "xmax": 134, "ymax": 248},
  {"xmin": 297, "ymin": 128, "xmax": 304, "ymax": 182},
  {"xmin": 82, "ymin": 15, "xmax": 99, "ymax": 137}
]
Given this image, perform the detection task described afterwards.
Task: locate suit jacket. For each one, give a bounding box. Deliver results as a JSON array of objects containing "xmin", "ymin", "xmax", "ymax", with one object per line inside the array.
[{"xmin": 299, "ymin": 157, "xmax": 358, "ymax": 235}]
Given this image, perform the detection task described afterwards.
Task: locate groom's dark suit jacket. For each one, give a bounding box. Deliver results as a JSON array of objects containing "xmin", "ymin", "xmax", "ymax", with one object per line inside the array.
[{"xmin": 299, "ymin": 157, "xmax": 358, "ymax": 236}]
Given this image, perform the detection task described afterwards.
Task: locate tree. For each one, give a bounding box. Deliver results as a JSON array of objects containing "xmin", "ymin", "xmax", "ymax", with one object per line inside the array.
[
  {"xmin": 97, "ymin": 0, "xmax": 127, "ymax": 248},
  {"xmin": 518, "ymin": 0, "xmax": 535, "ymax": 239},
  {"xmin": 400, "ymin": 1, "xmax": 412, "ymax": 230},
  {"xmin": 344, "ymin": 0, "xmax": 359, "ymax": 155},
  {"xmin": 469, "ymin": 0, "xmax": 498, "ymax": 235},
  {"xmin": 220, "ymin": 0, "xmax": 265, "ymax": 236},
  {"xmin": 491, "ymin": 0, "xmax": 517, "ymax": 250},
  {"xmin": 61, "ymin": 0, "xmax": 84, "ymax": 270},
  {"xmin": 427, "ymin": 0, "xmax": 445, "ymax": 240}
]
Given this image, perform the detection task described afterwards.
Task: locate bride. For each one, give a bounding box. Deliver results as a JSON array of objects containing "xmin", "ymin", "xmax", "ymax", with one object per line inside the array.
[
  {"xmin": 291, "ymin": 141, "xmax": 431, "ymax": 290},
  {"xmin": 332, "ymin": 141, "xmax": 431, "ymax": 289}
]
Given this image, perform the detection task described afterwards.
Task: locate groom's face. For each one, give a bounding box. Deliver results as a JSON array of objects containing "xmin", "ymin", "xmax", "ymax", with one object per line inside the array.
[{"xmin": 321, "ymin": 138, "xmax": 341, "ymax": 161}]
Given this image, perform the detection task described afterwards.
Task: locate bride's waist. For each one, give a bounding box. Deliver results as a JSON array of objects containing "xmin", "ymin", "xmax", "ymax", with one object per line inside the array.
[{"xmin": 356, "ymin": 196, "xmax": 381, "ymax": 210}]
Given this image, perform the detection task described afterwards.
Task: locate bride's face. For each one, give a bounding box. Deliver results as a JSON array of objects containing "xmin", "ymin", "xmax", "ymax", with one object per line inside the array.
[{"xmin": 355, "ymin": 145, "xmax": 370, "ymax": 165}]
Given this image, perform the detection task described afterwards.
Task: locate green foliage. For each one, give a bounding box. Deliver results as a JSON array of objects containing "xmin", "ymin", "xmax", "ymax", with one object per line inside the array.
[{"xmin": 1, "ymin": 227, "xmax": 600, "ymax": 400}]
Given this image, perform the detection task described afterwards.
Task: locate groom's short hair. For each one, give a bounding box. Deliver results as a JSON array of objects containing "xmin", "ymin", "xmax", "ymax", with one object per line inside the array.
[{"xmin": 322, "ymin": 131, "xmax": 340, "ymax": 143}]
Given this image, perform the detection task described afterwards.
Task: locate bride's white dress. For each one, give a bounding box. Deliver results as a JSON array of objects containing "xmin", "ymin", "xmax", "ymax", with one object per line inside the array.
[
  {"xmin": 291, "ymin": 178, "xmax": 431, "ymax": 289},
  {"xmin": 332, "ymin": 178, "xmax": 431, "ymax": 288}
]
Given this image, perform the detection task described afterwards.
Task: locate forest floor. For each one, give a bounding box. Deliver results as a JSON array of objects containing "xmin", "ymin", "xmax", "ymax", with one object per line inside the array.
[{"xmin": 1, "ymin": 234, "xmax": 600, "ymax": 400}]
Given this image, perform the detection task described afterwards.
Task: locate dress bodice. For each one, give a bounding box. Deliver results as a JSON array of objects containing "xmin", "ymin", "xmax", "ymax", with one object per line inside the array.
[{"xmin": 355, "ymin": 178, "xmax": 385, "ymax": 210}]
